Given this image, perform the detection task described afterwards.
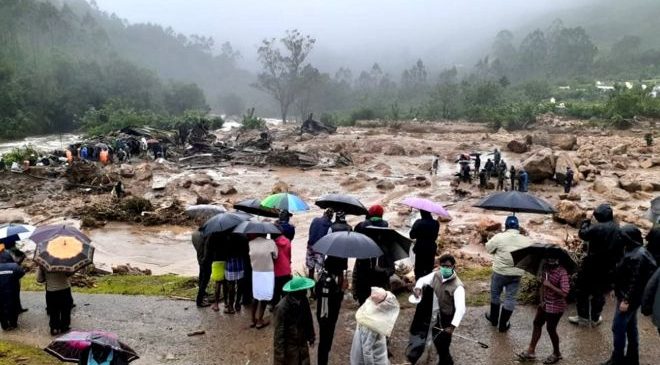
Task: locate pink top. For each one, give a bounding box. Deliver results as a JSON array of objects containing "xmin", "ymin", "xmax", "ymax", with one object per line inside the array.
[{"xmin": 273, "ymin": 236, "xmax": 292, "ymax": 277}]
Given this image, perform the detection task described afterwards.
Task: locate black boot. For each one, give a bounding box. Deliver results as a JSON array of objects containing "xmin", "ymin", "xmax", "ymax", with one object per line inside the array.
[
  {"xmin": 498, "ymin": 308, "xmax": 513, "ymax": 332},
  {"xmin": 485, "ymin": 303, "xmax": 500, "ymax": 327}
]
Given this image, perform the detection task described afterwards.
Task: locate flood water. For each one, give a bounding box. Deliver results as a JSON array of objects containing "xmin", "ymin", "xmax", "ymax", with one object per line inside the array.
[{"xmin": 0, "ymin": 133, "xmax": 81, "ymax": 155}]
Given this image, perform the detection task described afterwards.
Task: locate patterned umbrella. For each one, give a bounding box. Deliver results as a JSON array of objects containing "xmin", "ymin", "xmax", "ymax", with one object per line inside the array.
[
  {"xmin": 32, "ymin": 225, "xmax": 94, "ymax": 273},
  {"xmin": 0, "ymin": 223, "xmax": 35, "ymax": 249},
  {"xmin": 401, "ymin": 197, "xmax": 450, "ymax": 217},
  {"xmin": 261, "ymin": 193, "xmax": 309, "ymax": 212},
  {"xmin": 45, "ymin": 331, "xmax": 139, "ymax": 363}
]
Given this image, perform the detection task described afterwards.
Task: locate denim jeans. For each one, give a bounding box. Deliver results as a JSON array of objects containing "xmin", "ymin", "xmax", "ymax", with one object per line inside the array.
[
  {"xmin": 490, "ymin": 273, "xmax": 521, "ymax": 311},
  {"xmin": 611, "ymin": 300, "xmax": 639, "ymax": 361}
]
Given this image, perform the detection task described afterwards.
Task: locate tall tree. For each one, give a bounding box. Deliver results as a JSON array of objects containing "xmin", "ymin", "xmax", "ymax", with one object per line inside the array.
[
  {"xmin": 518, "ymin": 29, "xmax": 548, "ymax": 78},
  {"xmin": 255, "ymin": 29, "xmax": 316, "ymax": 123}
]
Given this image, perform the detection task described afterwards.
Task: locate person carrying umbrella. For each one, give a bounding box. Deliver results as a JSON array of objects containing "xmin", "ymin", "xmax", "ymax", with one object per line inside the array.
[
  {"xmin": 517, "ymin": 249, "xmax": 571, "ymax": 364},
  {"xmin": 306, "ymin": 208, "xmax": 334, "ymax": 296},
  {"xmin": 601, "ymin": 225, "xmax": 657, "ymax": 365},
  {"xmin": 350, "ymin": 287, "xmax": 400, "ymax": 365},
  {"xmin": 353, "ymin": 205, "xmax": 390, "ymax": 305},
  {"xmin": 273, "ymin": 277, "xmax": 316, "ymax": 365},
  {"xmin": 316, "ymin": 256, "xmax": 348, "ymax": 365},
  {"xmin": 37, "ymin": 264, "xmax": 73, "ymax": 335},
  {"xmin": 247, "ymin": 233, "xmax": 278, "ymax": 329},
  {"xmin": 411, "ymin": 254, "xmax": 466, "ymax": 365},
  {"xmin": 275, "ymin": 210, "xmax": 296, "ymax": 241},
  {"xmin": 569, "ymin": 204, "xmax": 625, "ymax": 326},
  {"xmin": 410, "ymin": 210, "xmax": 440, "ymax": 280},
  {"xmin": 485, "ymin": 216, "xmax": 533, "ymax": 332}
]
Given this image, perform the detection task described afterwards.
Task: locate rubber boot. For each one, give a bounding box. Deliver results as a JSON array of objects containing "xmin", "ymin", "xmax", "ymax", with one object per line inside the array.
[
  {"xmin": 485, "ymin": 303, "xmax": 500, "ymax": 327},
  {"xmin": 498, "ymin": 308, "xmax": 513, "ymax": 332}
]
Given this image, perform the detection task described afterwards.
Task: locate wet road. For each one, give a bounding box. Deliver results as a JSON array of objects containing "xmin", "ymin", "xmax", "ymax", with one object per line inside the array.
[{"xmin": 5, "ymin": 293, "xmax": 659, "ymax": 364}]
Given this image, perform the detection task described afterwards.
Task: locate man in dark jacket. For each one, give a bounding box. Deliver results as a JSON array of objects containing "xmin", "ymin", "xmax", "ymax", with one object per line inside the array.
[
  {"xmin": 509, "ymin": 165, "xmax": 516, "ymax": 191},
  {"xmin": 642, "ymin": 267, "xmax": 660, "ymax": 335},
  {"xmin": 570, "ymin": 204, "xmax": 625, "ymax": 326},
  {"xmin": 306, "ymin": 209, "xmax": 333, "ymax": 297},
  {"xmin": 518, "ymin": 170, "xmax": 529, "ymax": 192},
  {"xmin": 353, "ymin": 205, "xmax": 390, "ymax": 304},
  {"xmin": 273, "ymin": 277, "xmax": 315, "ymax": 365},
  {"xmin": 484, "ymin": 159, "xmax": 494, "ymax": 180},
  {"xmin": 316, "ymin": 256, "xmax": 347, "ymax": 365},
  {"xmin": 601, "ymin": 225, "xmax": 657, "ymax": 365},
  {"xmin": 646, "ymin": 227, "xmax": 660, "ymax": 265},
  {"xmin": 474, "ymin": 154, "xmax": 481, "ymax": 177},
  {"xmin": 410, "ymin": 210, "xmax": 440, "ymax": 280},
  {"xmin": 0, "ymin": 262, "xmax": 25, "ymax": 330},
  {"xmin": 564, "ymin": 167, "xmax": 574, "ymax": 194}
]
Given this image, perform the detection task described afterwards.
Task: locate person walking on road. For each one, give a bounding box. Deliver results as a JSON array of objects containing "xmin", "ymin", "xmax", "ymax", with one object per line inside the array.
[
  {"xmin": 517, "ymin": 251, "xmax": 571, "ymax": 364},
  {"xmin": 601, "ymin": 225, "xmax": 657, "ymax": 365},
  {"xmin": 485, "ymin": 216, "xmax": 533, "ymax": 332},
  {"xmin": 569, "ymin": 204, "xmax": 625, "ymax": 326},
  {"xmin": 273, "ymin": 277, "xmax": 316, "ymax": 365},
  {"xmin": 413, "ymin": 254, "xmax": 466, "ymax": 365},
  {"xmin": 410, "ymin": 209, "xmax": 440, "ymax": 280}
]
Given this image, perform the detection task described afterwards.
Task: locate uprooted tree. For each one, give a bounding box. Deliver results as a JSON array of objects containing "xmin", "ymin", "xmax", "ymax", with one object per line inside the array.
[{"xmin": 254, "ymin": 29, "xmax": 316, "ymax": 124}]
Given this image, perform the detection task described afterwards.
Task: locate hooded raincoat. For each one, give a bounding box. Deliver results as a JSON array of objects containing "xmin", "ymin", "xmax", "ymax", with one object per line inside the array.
[{"xmin": 350, "ymin": 288, "xmax": 400, "ymax": 365}]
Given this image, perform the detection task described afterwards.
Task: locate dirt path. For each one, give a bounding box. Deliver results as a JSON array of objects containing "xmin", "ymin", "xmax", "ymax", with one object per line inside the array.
[{"xmin": 5, "ymin": 292, "xmax": 659, "ymax": 364}]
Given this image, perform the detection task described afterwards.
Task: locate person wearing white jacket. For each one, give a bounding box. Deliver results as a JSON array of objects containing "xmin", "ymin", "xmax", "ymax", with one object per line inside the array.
[{"xmin": 350, "ymin": 287, "xmax": 400, "ymax": 365}]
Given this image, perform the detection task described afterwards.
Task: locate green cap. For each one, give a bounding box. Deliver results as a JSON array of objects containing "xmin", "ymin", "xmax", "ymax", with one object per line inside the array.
[{"xmin": 283, "ymin": 276, "xmax": 315, "ymax": 292}]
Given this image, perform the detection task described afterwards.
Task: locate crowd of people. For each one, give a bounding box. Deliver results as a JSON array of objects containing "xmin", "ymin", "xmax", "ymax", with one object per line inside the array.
[{"xmin": 186, "ymin": 197, "xmax": 660, "ymax": 365}]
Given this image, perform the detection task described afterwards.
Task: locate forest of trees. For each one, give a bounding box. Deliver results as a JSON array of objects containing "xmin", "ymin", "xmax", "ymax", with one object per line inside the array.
[{"xmin": 1, "ymin": 0, "xmax": 660, "ymax": 140}]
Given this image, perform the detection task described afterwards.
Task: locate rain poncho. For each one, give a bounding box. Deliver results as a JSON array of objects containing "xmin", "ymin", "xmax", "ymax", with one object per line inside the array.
[{"xmin": 350, "ymin": 288, "xmax": 400, "ymax": 365}]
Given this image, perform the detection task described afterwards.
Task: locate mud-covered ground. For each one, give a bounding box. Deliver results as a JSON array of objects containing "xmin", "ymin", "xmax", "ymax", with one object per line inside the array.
[{"xmin": 5, "ymin": 292, "xmax": 660, "ymax": 365}]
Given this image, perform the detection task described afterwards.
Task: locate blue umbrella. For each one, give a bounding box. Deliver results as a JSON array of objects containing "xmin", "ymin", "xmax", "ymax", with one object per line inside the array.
[
  {"xmin": 261, "ymin": 193, "xmax": 310, "ymax": 212},
  {"xmin": 0, "ymin": 223, "xmax": 36, "ymax": 249}
]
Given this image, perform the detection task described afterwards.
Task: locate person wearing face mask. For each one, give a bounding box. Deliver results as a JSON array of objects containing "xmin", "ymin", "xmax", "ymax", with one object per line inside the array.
[
  {"xmin": 601, "ymin": 225, "xmax": 657, "ymax": 365},
  {"xmin": 412, "ymin": 254, "xmax": 466, "ymax": 365},
  {"xmin": 517, "ymin": 251, "xmax": 570, "ymax": 364}
]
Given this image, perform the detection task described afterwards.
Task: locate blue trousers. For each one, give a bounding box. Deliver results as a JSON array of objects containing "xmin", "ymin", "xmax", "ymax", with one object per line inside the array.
[
  {"xmin": 611, "ymin": 300, "xmax": 639, "ymax": 362},
  {"xmin": 490, "ymin": 273, "xmax": 521, "ymax": 311}
]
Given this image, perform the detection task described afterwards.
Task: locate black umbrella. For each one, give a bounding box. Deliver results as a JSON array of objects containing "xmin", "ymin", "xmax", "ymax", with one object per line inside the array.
[
  {"xmin": 312, "ymin": 231, "xmax": 383, "ymax": 259},
  {"xmin": 232, "ymin": 221, "xmax": 282, "ymax": 235},
  {"xmin": 363, "ymin": 226, "xmax": 412, "ymax": 261},
  {"xmin": 315, "ymin": 194, "xmax": 368, "ymax": 216},
  {"xmin": 201, "ymin": 213, "xmax": 249, "ymax": 236},
  {"xmin": 511, "ymin": 243, "xmax": 577, "ymax": 275},
  {"xmin": 233, "ymin": 199, "xmax": 280, "ymax": 218},
  {"xmin": 473, "ymin": 191, "xmax": 555, "ymax": 215}
]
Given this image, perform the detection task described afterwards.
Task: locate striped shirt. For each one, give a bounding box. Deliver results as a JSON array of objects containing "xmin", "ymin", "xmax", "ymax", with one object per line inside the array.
[{"xmin": 542, "ymin": 265, "xmax": 570, "ymax": 314}]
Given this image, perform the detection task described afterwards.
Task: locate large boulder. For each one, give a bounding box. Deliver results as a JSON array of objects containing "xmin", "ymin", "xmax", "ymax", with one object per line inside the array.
[
  {"xmin": 553, "ymin": 200, "xmax": 587, "ymax": 227},
  {"xmin": 618, "ymin": 174, "xmax": 641, "ymax": 193},
  {"xmin": 507, "ymin": 139, "xmax": 529, "ymax": 153},
  {"xmin": 610, "ymin": 143, "xmax": 628, "ymax": 155},
  {"xmin": 384, "ymin": 144, "xmax": 406, "ymax": 156},
  {"xmin": 554, "ymin": 152, "xmax": 579, "ymax": 185},
  {"xmin": 522, "ymin": 148, "xmax": 556, "ymax": 183},
  {"xmin": 593, "ymin": 176, "xmax": 619, "ymax": 194},
  {"xmin": 551, "ymin": 135, "xmax": 578, "ymax": 151}
]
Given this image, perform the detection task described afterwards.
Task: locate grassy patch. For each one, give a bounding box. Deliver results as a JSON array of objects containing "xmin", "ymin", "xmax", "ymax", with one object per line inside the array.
[
  {"xmin": 0, "ymin": 341, "xmax": 59, "ymax": 365},
  {"xmin": 459, "ymin": 266, "xmax": 492, "ymax": 282},
  {"xmin": 22, "ymin": 273, "xmax": 198, "ymax": 299}
]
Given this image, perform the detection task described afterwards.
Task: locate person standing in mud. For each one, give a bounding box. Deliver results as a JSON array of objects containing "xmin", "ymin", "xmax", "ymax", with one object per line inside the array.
[
  {"xmin": 510, "ymin": 165, "xmax": 517, "ymax": 191},
  {"xmin": 224, "ymin": 234, "xmax": 246, "ymax": 314},
  {"xmin": 353, "ymin": 205, "xmax": 390, "ymax": 305},
  {"xmin": 485, "ymin": 216, "xmax": 532, "ymax": 332},
  {"xmin": 518, "ymin": 169, "xmax": 529, "ymax": 192},
  {"xmin": 564, "ymin": 167, "xmax": 574, "ymax": 194},
  {"xmin": 474, "ymin": 154, "xmax": 481, "ymax": 177},
  {"xmin": 496, "ymin": 166, "xmax": 506, "ymax": 191},
  {"xmin": 271, "ymin": 232, "xmax": 292, "ymax": 309},
  {"xmin": 479, "ymin": 168, "xmax": 488, "ymax": 190},
  {"xmin": 517, "ymin": 250, "xmax": 570, "ymax": 364},
  {"xmin": 273, "ymin": 277, "xmax": 316, "ymax": 365},
  {"xmin": 410, "ymin": 209, "xmax": 440, "ymax": 280},
  {"xmin": 431, "ymin": 154, "xmax": 440, "ymax": 176},
  {"xmin": 306, "ymin": 209, "xmax": 333, "ymax": 298},
  {"xmin": 412, "ymin": 254, "xmax": 466, "ymax": 365},
  {"xmin": 601, "ymin": 225, "xmax": 656, "ymax": 365},
  {"xmin": 248, "ymin": 233, "xmax": 278, "ymax": 329},
  {"xmin": 569, "ymin": 204, "xmax": 624, "ymax": 326},
  {"xmin": 484, "ymin": 158, "xmax": 494, "ymax": 180},
  {"xmin": 493, "ymin": 148, "xmax": 501, "ymax": 166},
  {"xmin": 316, "ymin": 256, "xmax": 348, "ymax": 365}
]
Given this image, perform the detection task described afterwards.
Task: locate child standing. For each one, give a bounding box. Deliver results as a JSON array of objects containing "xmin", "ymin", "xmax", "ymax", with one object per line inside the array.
[{"xmin": 517, "ymin": 252, "xmax": 570, "ymax": 364}]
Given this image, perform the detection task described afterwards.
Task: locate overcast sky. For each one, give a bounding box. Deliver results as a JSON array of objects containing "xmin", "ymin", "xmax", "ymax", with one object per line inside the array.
[{"xmin": 93, "ymin": 0, "xmax": 593, "ymax": 72}]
